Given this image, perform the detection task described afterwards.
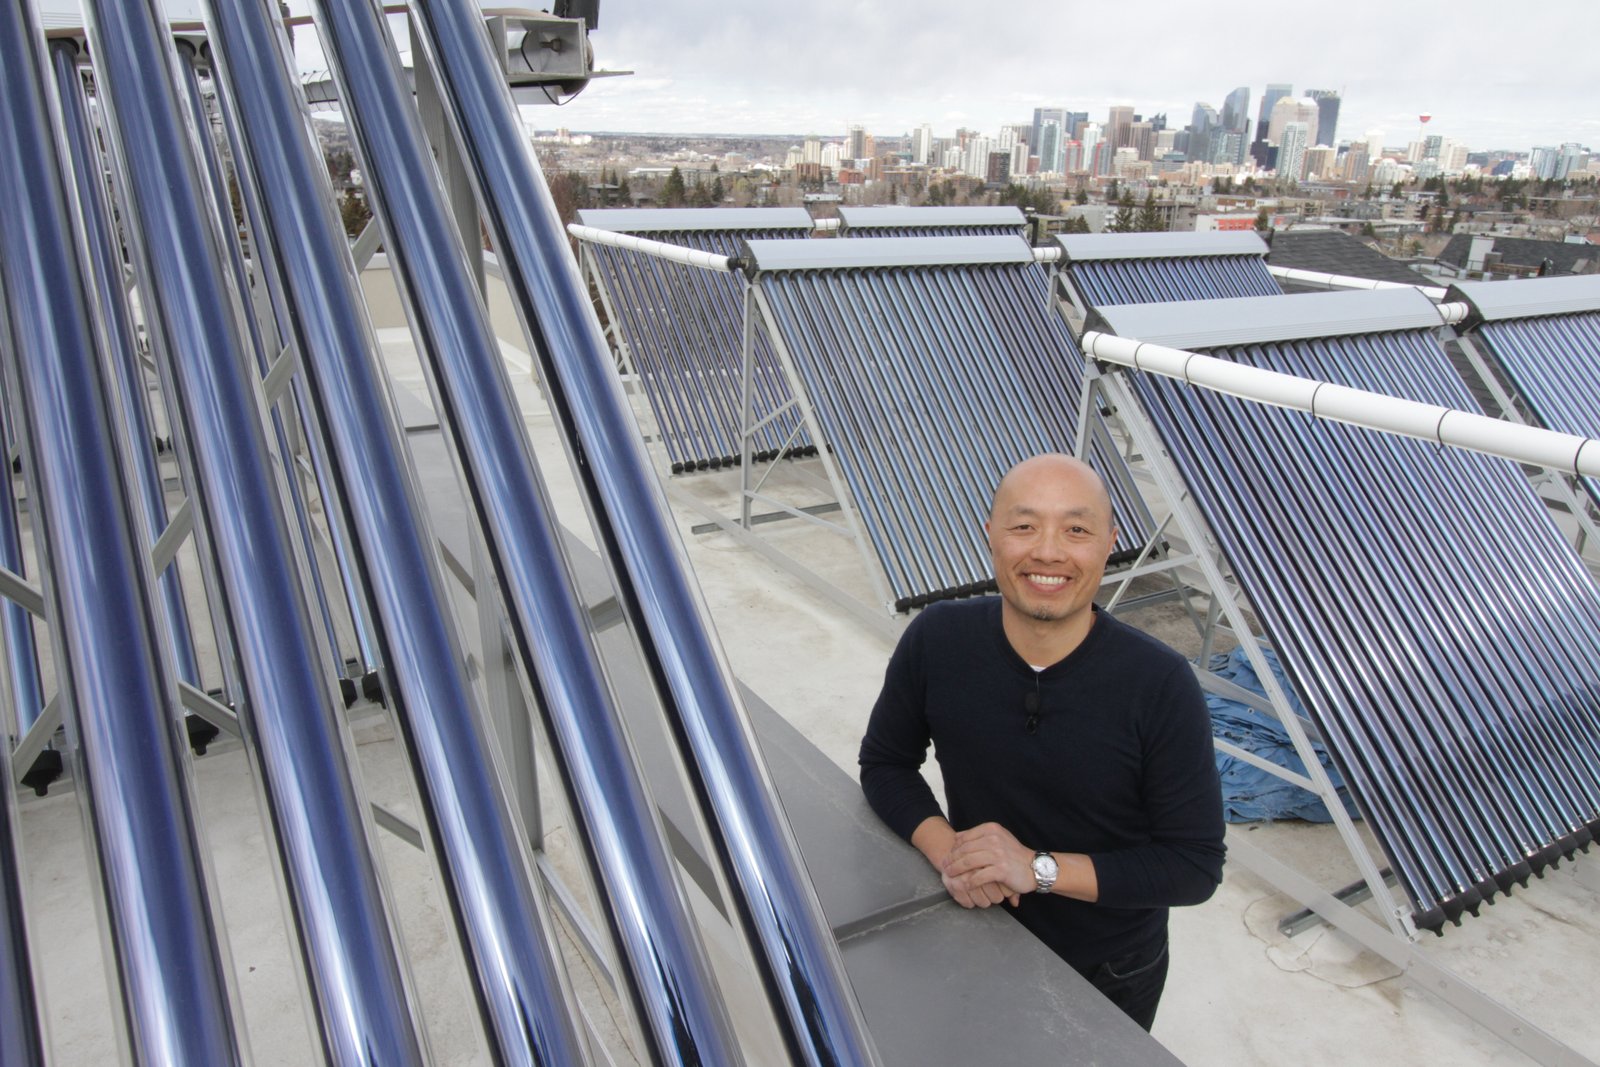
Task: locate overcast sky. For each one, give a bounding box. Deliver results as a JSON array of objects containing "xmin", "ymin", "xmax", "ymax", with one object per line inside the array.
[{"xmin": 531, "ymin": 0, "xmax": 1594, "ymax": 153}]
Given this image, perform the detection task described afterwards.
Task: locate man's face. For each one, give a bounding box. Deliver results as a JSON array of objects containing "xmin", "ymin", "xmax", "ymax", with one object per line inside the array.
[{"xmin": 985, "ymin": 458, "xmax": 1118, "ymax": 627}]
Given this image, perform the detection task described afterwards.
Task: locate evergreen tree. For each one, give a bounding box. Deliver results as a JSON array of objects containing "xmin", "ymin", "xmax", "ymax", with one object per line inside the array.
[
  {"xmin": 711, "ymin": 175, "xmax": 725, "ymax": 203},
  {"xmin": 617, "ymin": 174, "xmax": 632, "ymax": 202},
  {"xmin": 339, "ymin": 189, "xmax": 371, "ymax": 238},
  {"xmin": 662, "ymin": 165, "xmax": 687, "ymax": 207},
  {"xmin": 1061, "ymin": 216, "xmax": 1091, "ymax": 234},
  {"xmin": 1074, "ymin": 187, "xmax": 1089, "ymax": 206},
  {"xmin": 1253, "ymin": 207, "xmax": 1271, "ymax": 232},
  {"xmin": 1135, "ymin": 192, "xmax": 1164, "ymax": 232},
  {"xmin": 1108, "ymin": 190, "xmax": 1136, "ymax": 233}
]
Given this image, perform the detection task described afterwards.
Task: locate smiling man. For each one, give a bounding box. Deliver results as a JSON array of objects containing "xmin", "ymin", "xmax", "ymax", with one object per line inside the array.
[{"xmin": 859, "ymin": 453, "xmax": 1225, "ymax": 1031}]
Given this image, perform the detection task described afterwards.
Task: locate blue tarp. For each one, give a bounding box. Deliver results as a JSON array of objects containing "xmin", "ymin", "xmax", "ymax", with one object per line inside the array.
[{"xmin": 1207, "ymin": 648, "xmax": 1360, "ymax": 823}]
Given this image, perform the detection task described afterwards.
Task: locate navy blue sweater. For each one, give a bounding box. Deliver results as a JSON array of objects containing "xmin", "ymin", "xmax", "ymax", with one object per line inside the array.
[{"xmin": 859, "ymin": 599, "xmax": 1225, "ymax": 973}]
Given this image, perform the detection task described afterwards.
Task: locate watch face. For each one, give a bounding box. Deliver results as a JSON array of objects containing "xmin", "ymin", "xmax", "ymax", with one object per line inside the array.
[{"xmin": 1033, "ymin": 853, "xmax": 1057, "ymax": 880}]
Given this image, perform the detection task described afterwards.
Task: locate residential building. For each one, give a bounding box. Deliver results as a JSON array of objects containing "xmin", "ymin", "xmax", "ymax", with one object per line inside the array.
[
  {"xmin": 1278, "ymin": 121, "xmax": 1310, "ymax": 182},
  {"xmin": 846, "ymin": 125, "xmax": 866, "ymax": 161},
  {"xmin": 1303, "ymin": 145, "xmax": 1337, "ymax": 181},
  {"xmin": 911, "ymin": 124, "xmax": 934, "ymax": 165}
]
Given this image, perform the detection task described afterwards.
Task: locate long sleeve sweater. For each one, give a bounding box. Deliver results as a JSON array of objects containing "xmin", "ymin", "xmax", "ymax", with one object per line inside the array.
[{"xmin": 859, "ymin": 598, "xmax": 1225, "ymax": 973}]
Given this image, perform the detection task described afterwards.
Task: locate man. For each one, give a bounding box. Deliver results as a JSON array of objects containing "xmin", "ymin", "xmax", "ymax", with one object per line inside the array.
[{"xmin": 858, "ymin": 453, "xmax": 1224, "ymax": 1031}]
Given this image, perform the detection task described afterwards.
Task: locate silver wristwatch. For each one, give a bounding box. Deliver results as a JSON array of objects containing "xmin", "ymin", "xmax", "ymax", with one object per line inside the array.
[{"xmin": 1031, "ymin": 850, "xmax": 1058, "ymax": 895}]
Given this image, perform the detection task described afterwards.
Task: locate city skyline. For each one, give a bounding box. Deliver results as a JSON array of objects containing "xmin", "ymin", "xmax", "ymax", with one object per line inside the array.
[{"xmin": 512, "ymin": 0, "xmax": 1593, "ymax": 153}]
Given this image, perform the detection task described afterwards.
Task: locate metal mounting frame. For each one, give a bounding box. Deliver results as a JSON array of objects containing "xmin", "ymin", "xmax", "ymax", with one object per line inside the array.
[{"xmin": 1085, "ymin": 354, "xmax": 1599, "ymax": 1067}]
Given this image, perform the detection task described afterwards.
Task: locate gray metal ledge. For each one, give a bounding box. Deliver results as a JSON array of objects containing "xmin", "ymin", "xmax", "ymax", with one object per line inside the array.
[
  {"xmin": 740, "ymin": 234, "xmax": 1035, "ymax": 275},
  {"xmin": 837, "ymin": 205, "xmax": 1026, "ymax": 231},
  {"xmin": 1058, "ymin": 230, "xmax": 1269, "ymax": 264},
  {"xmin": 1086, "ymin": 286, "xmax": 1445, "ymax": 350},
  {"xmin": 1446, "ymin": 276, "xmax": 1600, "ymax": 327},
  {"xmin": 576, "ymin": 207, "xmax": 816, "ymax": 233}
]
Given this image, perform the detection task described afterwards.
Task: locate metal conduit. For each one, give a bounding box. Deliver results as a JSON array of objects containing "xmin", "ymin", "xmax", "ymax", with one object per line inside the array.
[
  {"xmin": 305, "ymin": 2, "xmax": 744, "ymax": 1062},
  {"xmin": 78, "ymin": 0, "xmax": 427, "ymax": 1059},
  {"xmin": 1114, "ymin": 325, "xmax": 1600, "ymax": 927},
  {"xmin": 401, "ymin": 3, "xmax": 879, "ymax": 1061},
  {"xmin": 1476, "ymin": 313, "xmax": 1600, "ymax": 506},
  {"xmin": 1267, "ymin": 263, "xmax": 1449, "ymax": 301},
  {"xmin": 0, "ymin": 1, "xmax": 242, "ymax": 1059},
  {"xmin": 200, "ymin": 1, "xmax": 593, "ymax": 1062},
  {"xmin": 52, "ymin": 43, "xmax": 203, "ymax": 689}
]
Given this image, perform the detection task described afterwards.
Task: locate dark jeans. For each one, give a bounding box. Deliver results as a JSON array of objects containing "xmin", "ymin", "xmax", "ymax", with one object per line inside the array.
[{"xmin": 1087, "ymin": 938, "xmax": 1169, "ymax": 1032}]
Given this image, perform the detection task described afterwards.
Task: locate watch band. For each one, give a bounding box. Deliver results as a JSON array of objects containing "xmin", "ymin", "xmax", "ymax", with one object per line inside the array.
[{"xmin": 1032, "ymin": 850, "xmax": 1057, "ymax": 895}]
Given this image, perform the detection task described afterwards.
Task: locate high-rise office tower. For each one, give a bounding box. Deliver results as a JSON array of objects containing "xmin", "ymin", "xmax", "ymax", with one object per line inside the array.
[
  {"xmin": 1256, "ymin": 82, "xmax": 1292, "ymax": 143},
  {"xmin": 1342, "ymin": 142, "xmax": 1370, "ymax": 182},
  {"xmin": 1189, "ymin": 102, "xmax": 1218, "ymax": 163},
  {"xmin": 846, "ymin": 124, "xmax": 867, "ymax": 161},
  {"xmin": 1062, "ymin": 140, "xmax": 1084, "ymax": 174},
  {"xmin": 1268, "ymin": 97, "xmax": 1319, "ymax": 148},
  {"xmin": 1219, "ymin": 86, "xmax": 1251, "ymax": 164},
  {"xmin": 1080, "ymin": 122, "xmax": 1103, "ymax": 175},
  {"xmin": 1031, "ymin": 107, "xmax": 1068, "ymax": 154},
  {"xmin": 912, "ymin": 124, "xmax": 934, "ymax": 165},
  {"xmin": 1307, "ymin": 90, "xmax": 1341, "ymax": 147},
  {"xmin": 1130, "ymin": 121, "xmax": 1155, "ymax": 161},
  {"xmin": 1065, "ymin": 111, "xmax": 1089, "ymax": 141},
  {"xmin": 1278, "ymin": 121, "xmax": 1310, "ymax": 182},
  {"xmin": 1038, "ymin": 120, "xmax": 1063, "ymax": 174},
  {"xmin": 1107, "ymin": 105, "xmax": 1134, "ymax": 149}
]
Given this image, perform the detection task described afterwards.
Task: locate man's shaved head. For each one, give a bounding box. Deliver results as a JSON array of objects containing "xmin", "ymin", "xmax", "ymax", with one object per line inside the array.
[{"xmin": 989, "ymin": 454, "xmax": 1113, "ymax": 524}]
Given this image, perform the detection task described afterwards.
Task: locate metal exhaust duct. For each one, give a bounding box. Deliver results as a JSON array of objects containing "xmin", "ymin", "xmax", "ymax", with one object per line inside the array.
[
  {"xmin": 76, "ymin": 0, "xmax": 427, "ymax": 1059},
  {"xmin": 303, "ymin": 1, "xmax": 747, "ymax": 1062},
  {"xmin": 396, "ymin": 2, "xmax": 880, "ymax": 1061},
  {"xmin": 0, "ymin": 0, "xmax": 241, "ymax": 1059}
]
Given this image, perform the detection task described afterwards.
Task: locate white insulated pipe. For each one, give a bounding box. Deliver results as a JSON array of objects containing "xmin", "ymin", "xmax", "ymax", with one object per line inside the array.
[
  {"xmin": 810, "ymin": 218, "xmax": 842, "ymax": 232},
  {"xmin": 1267, "ymin": 263, "xmax": 1449, "ymax": 303},
  {"xmin": 566, "ymin": 223, "xmax": 735, "ymax": 272},
  {"xmin": 1033, "ymin": 246, "xmax": 1062, "ymax": 263},
  {"xmin": 1081, "ymin": 330, "xmax": 1600, "ymax": 478}
]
